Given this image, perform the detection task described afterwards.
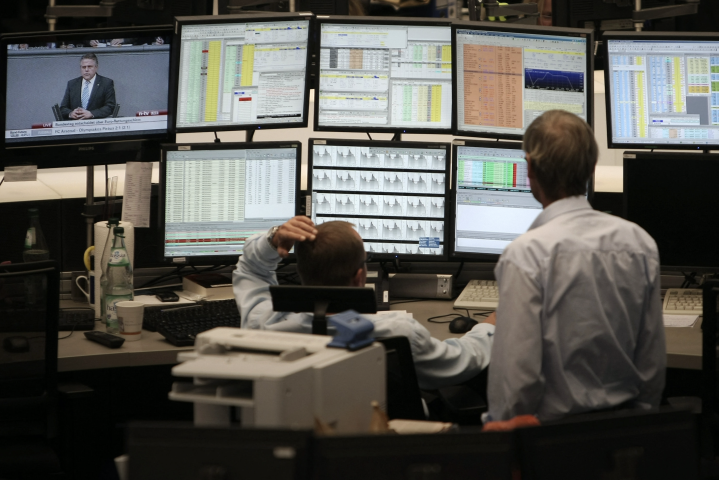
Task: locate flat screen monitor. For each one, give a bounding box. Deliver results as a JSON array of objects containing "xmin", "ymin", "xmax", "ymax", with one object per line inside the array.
[
  {"xmin": 453, "ymin": 21, "xmax": 593, "ymax": 140},
  {"xmin": 308, "ymin": 139, "xmax": 450, "ymax": 260},
  {"xmin": 604, "ymin": 32, "xmax": 719, "ymax": 150},
  {"xmin": 171, "ymin": 13, "xmax": 312, "ymax": 134},
  {"xmin": 451, "ymin": 140, "xmax": 543, "ymax": 260},
  {"xmin": 314, "ymin": 16, "xmax": 454, "ymax": 135},
  {"xmin": 1, "ymin": 26, "xmax": 174, "ymax": 168},
  {"xmin": 159, "ymin": 142, "xmax": 301, "ymax": 265},
  {"xmin": 623, "ymin": 151, "xmax": 719, "ymax": 270}
]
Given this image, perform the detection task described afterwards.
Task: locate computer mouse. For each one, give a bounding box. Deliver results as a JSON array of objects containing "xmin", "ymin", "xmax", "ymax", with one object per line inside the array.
[
  {"xmin": 3, "ymin": 336, "xmax": 30, "ymax": 353},
  {"xmin": 449, "ymin": 316, "xmax": 478, "ymax": 334}
]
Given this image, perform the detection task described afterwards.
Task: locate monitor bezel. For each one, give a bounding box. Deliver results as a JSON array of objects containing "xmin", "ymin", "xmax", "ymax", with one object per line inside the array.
[
  {"xmin": 1, "ymin": 25, "xmax": 174, "ymax": 155},
  {"xmin": 451, "ymin": 20, "xmax": 594, "ymax": 141},
  {"xmin": 307, "ymin": 137, "xmax": 451, "ymax": 262},
  {"xmin": 312, "ymin": 15, "xmax": 455, "ymax": 136},
  {"xmin": 449, "ymin": 138, "xmax": 595, "ymax": 262},
  {"xmin": 169, "ymin": 12, "xmax": 314, "ymax": 136},
  {"xmin": 159, "ymin": 141, "xmax": 303, "ymax": 266},
  {"xmin": 603, "ymin": 31, "xmax": 719, "ymax": 151}
]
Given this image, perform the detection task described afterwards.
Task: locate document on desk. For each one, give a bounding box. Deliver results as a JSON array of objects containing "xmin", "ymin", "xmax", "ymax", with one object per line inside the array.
[
  {"xmin": 121, "ymin": 162, "xmax": 152, "ymax": 228},
  {"xmin": 663, "ymin": 314, "xmax": 699, "ymax": 328}
]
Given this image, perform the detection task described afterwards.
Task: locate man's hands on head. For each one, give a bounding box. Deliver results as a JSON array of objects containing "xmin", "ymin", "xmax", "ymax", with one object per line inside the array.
[{"xmin": 272, "ymin": 216, "xmax": 317, "ymax": 258}]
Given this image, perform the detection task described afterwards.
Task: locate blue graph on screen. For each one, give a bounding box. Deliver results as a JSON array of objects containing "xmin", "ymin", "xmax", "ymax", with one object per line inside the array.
[{"xmin": 524, "ymin": 69, "xmax": 584, "ymax": 93}]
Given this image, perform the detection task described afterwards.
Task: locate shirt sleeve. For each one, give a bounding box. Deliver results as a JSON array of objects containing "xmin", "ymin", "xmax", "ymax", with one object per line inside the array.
[
  {"xmin": 369, "ymin": 312, "xmax": 495, "ymax": 391},
  {"xmin": 632, "ymin": 256, "xmax": 666, "ymax": 409},
  {"xmin": 487, "ymin": 258, "xmax": 545, "ymax": 422},
  {"xmin": 232, "ymin": 232, "xmax": 290, "ymax": 330}
]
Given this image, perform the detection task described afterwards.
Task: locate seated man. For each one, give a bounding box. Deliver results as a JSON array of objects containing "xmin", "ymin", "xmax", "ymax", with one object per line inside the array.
[
  {"xmin": 59, "ymin": 53, "xmax": 116, "ymax": 120},
  {"xmin": 486, "ymin": 110, "xmax": 665, "ymax": 422},
  {"xmin": 233, "ymin": 218, "xmax": 494, "ymax": 390}
]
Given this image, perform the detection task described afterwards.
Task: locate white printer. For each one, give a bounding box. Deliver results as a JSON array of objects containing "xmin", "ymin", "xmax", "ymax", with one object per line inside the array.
[{"xmin": 169, "ymin": 326, "xmax": 386, "ymax": 434}]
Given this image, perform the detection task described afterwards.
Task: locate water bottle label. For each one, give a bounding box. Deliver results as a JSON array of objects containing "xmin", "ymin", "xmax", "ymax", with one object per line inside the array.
[
  {"xmin": 105, "ymin": 294, "xmax": 133, "ymax": 331},
  {"xmin": 109, "ymin": 249, "xmax": 129, "ymax": 265},
  {"xmin": 25, "ymin": 228, "xmax": 35, "ymax": 248}
]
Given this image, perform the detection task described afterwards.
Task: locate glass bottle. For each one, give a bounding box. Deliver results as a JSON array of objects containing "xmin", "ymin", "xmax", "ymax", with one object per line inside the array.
[
  {"xmin": 104, "ymin": 226, "xmax": 133, "ymax": 334},
  {"xmin": 23, "ymin": 208, "xmax": 50, "ymax": 262},
  {"xmin": 99, "ymin": 218, "xmax": 120, "ymax": 326}
]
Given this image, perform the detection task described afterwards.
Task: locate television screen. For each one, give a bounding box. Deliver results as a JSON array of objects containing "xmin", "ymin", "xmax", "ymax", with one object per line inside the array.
[
  {"xmin": 308, "ymin": 139, "xmax": 450, "ymax": 260},
  {"xmin": 453, "ymin": 22, "xmax": 592, "ymax": 140},
  {"xmin": 160, "ymin": 142, "xmax": 301, "ymax": 264},
  {"xmin": 604, "ymin": 32, "xmax": 719, "ymax": 149},
  {"xmin": 2, "ymin": 27, "xmax": 172, "ymax": 148},
  {"xmin": 315, "ymin": 17, "xmax": 453, "ymax": 135},
  {"xmin": 172, "ymin": 13, "xmax": 312, "ymax": 133}
]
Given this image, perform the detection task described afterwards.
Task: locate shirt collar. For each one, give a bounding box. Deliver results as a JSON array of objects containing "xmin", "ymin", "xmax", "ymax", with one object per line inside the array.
[
  {"xmin": 528, "ymin": 195, "xmax": 592, "ymax": 230},
  {"xmin": 84, "ymin": 75, "xmax": 97, "ymax": 88}
]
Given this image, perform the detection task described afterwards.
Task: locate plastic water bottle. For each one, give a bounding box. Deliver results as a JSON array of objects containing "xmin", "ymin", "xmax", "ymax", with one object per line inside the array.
[
  {"xmin": 23, "ymin": 208, "xmax": 50, "ymax": 262},
  {"xmin": 104, "ymin": 226, "xmax": 133, "ymax": 334},
  {"xmin": 99, "ymin": 218, "xmax": 120, "ymax": 326}
]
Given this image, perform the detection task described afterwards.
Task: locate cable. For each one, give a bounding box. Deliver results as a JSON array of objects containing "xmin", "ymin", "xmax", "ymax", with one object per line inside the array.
[
  {"xmin": 454, "ymin": 261, "xmax": 465, "ymax": 280},
  {"xmin": 366, "ymin": 132, "xmax": 373, "ymax": 141},
  {"xmin": 428, "ymin": 313, "xmax": 464, "ymax": 324},
  {"xmin": 0, "ymin": 177, "xmax": 4, "ymax": 188},
  {"xmin": 389, "ymin": 298, "xmax": 426, "ymax": 305}
]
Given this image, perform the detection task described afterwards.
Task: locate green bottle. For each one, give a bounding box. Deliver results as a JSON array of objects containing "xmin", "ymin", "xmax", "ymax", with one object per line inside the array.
[
  {"xmin": 99, "ymin": 218, "xmax": 120, "ymax": 326},
  {"xmin": 104, "ymin": 227, "xmax": 133, "ymax": 334}
]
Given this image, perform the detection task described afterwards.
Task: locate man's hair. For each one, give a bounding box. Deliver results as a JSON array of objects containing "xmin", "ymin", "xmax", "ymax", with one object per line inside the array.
[
  {"xmin": 523, "ymin": 110, "xmax": 598, "ymax": 201},
  {"xmin": 295, "ymin": 221, "xmax": 365, "ymax": 286},
  {"xmin": 80, "ymin": 53, "xmax": 99, "ymax": 66}
]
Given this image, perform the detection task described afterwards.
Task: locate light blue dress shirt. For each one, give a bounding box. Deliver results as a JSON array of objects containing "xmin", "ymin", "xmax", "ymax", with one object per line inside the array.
[
  {"xmin": 487, "ymin": 196, "xmax": 666, "ymax": 422},
  {"xmin": 232, "ymin": 232, "xmax": 495, "ymax": 390}
]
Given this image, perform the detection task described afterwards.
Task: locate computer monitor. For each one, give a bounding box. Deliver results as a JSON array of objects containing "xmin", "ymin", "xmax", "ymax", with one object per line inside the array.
[
  {"xmin": 604, "ymin": 31, "xmax": 719, "ymax": 150},
  {"xmin": 159, "ymin": 142, "xmax": 301, "ymax": 265},
  {"xmin": 314, "ymin": 16, "xmax": 453, "ymax": 135},
  {"xmin": 453, "ymin": 21, "xmax": 593, "ymax": 141},
  {"xmin": 623, "ymin": 151, "xmax": 719, "ymax": 270},
  {"xmin": 170, "ymin": 13, "xmax": 313, "ymax": 135},
  {"xmin": 313, "ymin": 430, "xmax": 514, "ymax": 480},
  {"xmin": 308, "ymin": 138, "xmax": 450, "ymax": 261},
  {"xmin": 517, "ymin": 408, "xmax": 698, "ymax": 480},
  {"xmin": 128, "ymin": 422, "xmax": 312, "ymax": 480},
  {"xmin": 1, "ymin": 26, "xmax": 174, "ymax": 169},
  {"xmin": 450, "ymin": 140, "xmax": 542, "ymax": 260}
]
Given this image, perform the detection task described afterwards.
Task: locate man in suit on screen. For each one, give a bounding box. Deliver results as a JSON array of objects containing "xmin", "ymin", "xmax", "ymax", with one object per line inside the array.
[{"xmin": 60, "ymin": 53, "xmax": 116, "ymax": 120}]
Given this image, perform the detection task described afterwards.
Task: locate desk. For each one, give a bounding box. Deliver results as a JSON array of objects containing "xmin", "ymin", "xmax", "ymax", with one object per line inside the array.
[{"xmin": 58, "ymin": 299, "xmax": 704, "ymax": 371}]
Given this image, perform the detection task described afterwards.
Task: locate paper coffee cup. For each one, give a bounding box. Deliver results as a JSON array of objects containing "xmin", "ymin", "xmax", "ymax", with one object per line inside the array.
[{"xmin": 116, "ymin": 301, "xmax": 144, "ymax": 341}]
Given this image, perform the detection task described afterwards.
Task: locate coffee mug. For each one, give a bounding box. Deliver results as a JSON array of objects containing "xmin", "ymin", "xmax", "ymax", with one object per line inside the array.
[{"xmin": 75, "ymin": 272, "xmax": 95, "ymax": 306}]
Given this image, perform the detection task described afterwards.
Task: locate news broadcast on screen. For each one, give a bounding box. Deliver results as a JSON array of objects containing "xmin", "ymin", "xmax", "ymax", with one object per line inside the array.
[{"xmin": 4, "ymin": 34, "xmax": 171, "ymax": 145}]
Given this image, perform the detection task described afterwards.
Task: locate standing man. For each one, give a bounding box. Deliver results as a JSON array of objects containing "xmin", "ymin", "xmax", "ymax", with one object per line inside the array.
[
  {"xmin": 60, "ymin": 53, "xmax": 116, "ymax": 120},
  {"xmin": 486, "ymin": 110, "xmax": 665, "ymax": 422}
]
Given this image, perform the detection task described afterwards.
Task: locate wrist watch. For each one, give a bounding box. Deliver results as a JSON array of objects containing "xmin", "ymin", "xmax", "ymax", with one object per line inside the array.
[{"xmin": 266, "ymin": 225, "xmax": 281, "ymax": 250}]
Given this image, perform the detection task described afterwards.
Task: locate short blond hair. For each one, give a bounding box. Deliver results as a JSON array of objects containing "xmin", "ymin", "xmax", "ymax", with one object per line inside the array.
[{"xmin": 523, "ymin": 110, "xmax": 597, "ymax": 201}]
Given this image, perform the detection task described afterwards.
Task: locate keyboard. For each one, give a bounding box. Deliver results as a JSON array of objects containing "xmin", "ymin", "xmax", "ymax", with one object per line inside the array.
[
  {"xmin": 59, "ymin": 308, "xmax": 96, "ymax": 331},
  {"xmin": 663, "ymin": 288, "xmax": 703, "ymax": 316},
  {"xmin": 151, "ymin": 299, "xmax": 242, "ymax": 347},
  {"xmin": 454, "ymin": 280, "xmax": 499, "ymax": 310}
]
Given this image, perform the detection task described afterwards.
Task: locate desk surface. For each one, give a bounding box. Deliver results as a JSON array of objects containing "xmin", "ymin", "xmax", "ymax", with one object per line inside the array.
[{"xmin": 58, "ymin": 299, "xmax": 703, "ymax": 372}]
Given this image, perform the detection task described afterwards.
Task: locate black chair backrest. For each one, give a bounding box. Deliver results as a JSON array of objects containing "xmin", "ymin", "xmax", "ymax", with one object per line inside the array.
[
  {"xmin": 0, "ymin": 260, "xmax": 59, "ymax": 438},
  {"xmin": 376, "ymin": 336, "xmax": 425, "ymax": 421}
]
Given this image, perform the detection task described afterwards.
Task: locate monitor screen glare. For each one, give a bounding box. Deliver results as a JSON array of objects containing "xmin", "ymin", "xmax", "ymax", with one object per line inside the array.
[
  {"xmin": 164, "ymin": 146, "xmax": 298, "ymax": 259},
  {"xmin": 606, "ymin": 39, "xmax": 719, "ymax": 146},
  {"xmin": 310, "ymin": 142, "xmax": 448, "ymax": 257},
  {"xmin": 453, "ymin": 145, "xmax": 542, "ymax": 256},
  {"xmin": 5, "ymin": 34, "xmax": 170, "ymax": 146},
  {"xmin": 175, "ymin": 19, "xmax": 310, "ymax": 130},
  {"xmin": 317, "ymin": 23, "xmax": 453, "ymax": 131},
  {"xmin": 455, "ymin": 28, "xmax": 589, "ymax": 137}
]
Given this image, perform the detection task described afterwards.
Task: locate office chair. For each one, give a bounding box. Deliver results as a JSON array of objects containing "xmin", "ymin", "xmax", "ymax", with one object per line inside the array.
[
  {"xmin": 51, "ymin": 104, "xmax": 62, "ymax": 122},
  {"xmin": 376, "ymin": 337, "xmax": 426, "ymax": 421},
  {"xmin": 111, "ymin": 104, "xmax": 121, "ymax": 118},
  {"xmin": 0, "ymin": 261, "xmax": 62, "ymax": 479}
]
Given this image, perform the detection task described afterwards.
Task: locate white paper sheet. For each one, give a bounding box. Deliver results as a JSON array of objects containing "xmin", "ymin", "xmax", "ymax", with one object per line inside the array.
[
  {"xmin": 663, "ymin": 314, "xmax": 699, "ymax": 328},
  {"xmin": 121, "ymin": 162, "xmax": 152, "ymax": 228}
]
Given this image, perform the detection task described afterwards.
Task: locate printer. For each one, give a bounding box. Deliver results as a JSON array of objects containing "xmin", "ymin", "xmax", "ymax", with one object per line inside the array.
[{"xmin": 169, "ymin": 327, "xmax": 386, "ymax": 434}]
